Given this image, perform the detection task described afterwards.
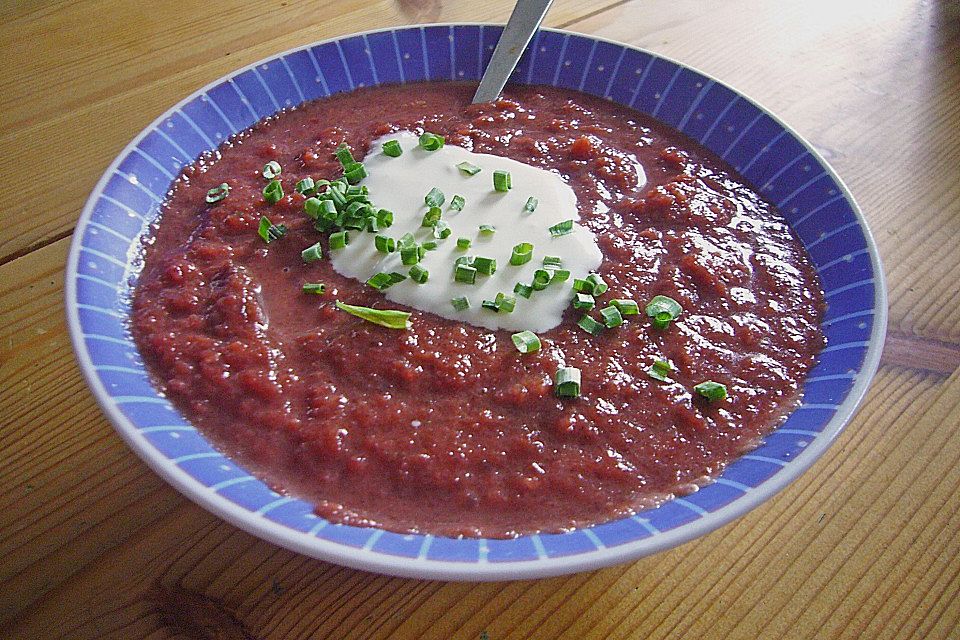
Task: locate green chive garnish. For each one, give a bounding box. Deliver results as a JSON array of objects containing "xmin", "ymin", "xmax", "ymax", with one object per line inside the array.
[
  {"xmin": 205, "ymin": 182, "xmax": 230, "ymax": 203},
  {"xmin": 550, "ymin": 269, "xmax": 570, "ymax": 284},
  {"xmin": 600, "ymin": 305, "xmax": 623, "ymax": 328},
  {"xmin": 262, "ymin": 161, "xmax": 282, "ymax": 180},
  {"xmin": 611, "ymin": 299, "xmax": 640, "ymax": 315},
  {"xmin": 648, "ymin": 359, "xmax": 672, "ymax": 382},
  {"xmin": 577, "ymin": 314, "xmax": 604, "ymax": 336},
  {"xmin": 450, "ymin": 194, "xmax": 465, "ymax": 211},
  {"xmin": 472, "ymin": 257, "xmax": 497, "ymax": 275},
  {"xmin": 543, "ymin": 255, "xmax": 562, "ymax": 269},
  {"xmin": 514, "ymin": 282, "xmax": 533, "ymax": 299},
  {"xmin": 257, "ymin": 216, "xmax": 286, "ymax": 243},
  {"xmin": 398, "ymin": 232, "xmax": 416, "ymax": 248},
  {"xmin": 493, "ymin": 170, "xmax": 511, "ymax": 192},
  {"xmin": 424, "ymin": 187, "xmax": 445, "ymax": 207},
  {"xmin": 295, "ymin": 177, "xmax": 315, "ymax": 195},
  {"xmin": 373, "ymin": 236, "xmax": 394, "ymax": 254},
  {"xmin": 419, "ymin": 132, "xmax": 445, "ymax": 151},
  {"xmin": 495, "ymin": 292, "xmax": 516, "ymax": 313},
  {"xmin": 301, "ymin": 243, "xmax": 323, "ymax": 263},
  {"xmin": 422, "ymin": 206, "xmax": 442, "ymax": 228},
  {"xmin": 328, "ymin": 230, "xmax": 349, "ymax": 250},
  {"xmin": 555, "ymin": 367, "xmax": 581, "ymax": 398},
  {"xmin": 646, "ymin": 295, "xmax": 682, "ymax": 329},
  {"xmin": 694, "ymin": 380, "xmax": 727, "ymax": 402},
  {"xmin": 455, "ymin": 264, "xmax": 477, "ymax": 284},
  {"xmin": 334, "ymin": 144, "xmax": 355, "ymax": 166},
  {"xmin": 531, "ymin": 270, "xmax": 551, "ymax": 291},
  {"xmin": 382, "ymin": 139, "xmax": 402, "ymax": 157},
  {"xmin": 376, "ymin": 209, "xmax": 393, "ymax": 229},
  {"xmin": 511, "ymin": 330, "xmax": 541, "ymax": 354},
  {"xmin": 456, "ymin": 161, "xmax": 481, "ymax": 175},
  {"xmin": 548, "ymin": 220, "xmax": 574, "ymax": 237},
  {"xmin": 510, "ymin": 242, "xmax": 534, "ymax": 266},
  {"xmin": 433, "ymin": 220, "xmax": 452, "ymax": 239},
  {"xmin": 573, "ymin": 293, "xmax": 595, "ymax": 310},
  {"xmin": 367, "ymin": 272, "xmax": 406, "ymax": 291},
  {"xmin": 457, "ymin": 237, "xmax": 471, "ymax": 250},
  {"xmin": 422, "ymin": 240, "xmax": 439, "ymax": 250},
  {"xmin": 409, "ymin": 264, "xmax": 429, "ymax": 284},
  {"xmin": 335, "ymin": 300, "xmax": 411, "ymax": 329},
  {"xmin": 451, "ymin": 296, "xmax": 470, "ymax": 311},
  {"xmin": 400, "ymin": 244, "xmax": 420, "ymax": 265},
  {"xmin": 343, "ymin": 162, "xmax": 367, "ymax": 184},
  {"xmin": 263, "ymin": 179, "xmax": 284, "ymax": 204},
  {"xmin": 585, "ymin": 273, "xmax": 608, "ymax": 295},
  {"xmin": 523, "ymin": 197, "xmax": 538, "ymax": 212},
  {"xmin": 302, "ymin": 283, "xmax": 326, "ymax": 295},
  {"xmin": 479, "ymin": 224, "xmax": 496, "ymax": 236}
]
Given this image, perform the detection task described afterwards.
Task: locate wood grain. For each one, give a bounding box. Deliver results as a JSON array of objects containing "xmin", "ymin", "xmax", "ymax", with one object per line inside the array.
[{"xmin": 1, "ymin": 0, "xmax": 958, "ymax": 638}]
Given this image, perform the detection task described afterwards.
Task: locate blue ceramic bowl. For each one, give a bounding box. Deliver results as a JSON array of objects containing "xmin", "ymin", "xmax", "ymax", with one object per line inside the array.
[{"xmin": 66, "ymin": 25, "xmax": 886, "ymax": 580}]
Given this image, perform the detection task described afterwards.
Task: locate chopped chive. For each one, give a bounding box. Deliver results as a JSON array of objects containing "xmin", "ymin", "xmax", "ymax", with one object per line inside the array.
[
  {"xmin": 262, "ymin": 161, "xmax": 282, "ymax": 180},
  {"xmin": 555, "ymin": 367, "xmax": 582, "ymax": 398},
  {"xmin": 600, "ymin": 305, "xmax": 623, "ymax": 328},
  {"xmin": 295, "ymin": 177, "xmax": 315, "ymax": 195},
  {"xmin": 543, "ymin": 255, "xmax": 562, "ymax": 269},
  {"xmin": 376, "ymin": 209, "xmax": 394, "ymax": 228},
  {"xmin": 647, "ymin": 359, "xmax": 672, "ymax": 382},
  {"xmin": 472, "ymin": 257, "xmax": 497, "ymax": 275},
  {"xmin": 456, "ymin": 161, "xmax": 481, "ymax": 175},
  {"xmin": 263, "ymin": 179, "xmax": 284, "ymax": 204},
  {"xmin": 400, "ymin": 244, "xmax": 420, "ymax": 265},
  {"xmin": 511, "ymin": 330, "xmax": 541, "ymax": 354},
  {"xmin": 523, "ymin": 196, "xmax": 538, "ymax": 212},
  {"xmin": 334, "ymin": 144, "xmax": 355, "ymax": 166},
  {"xmin": 343, "ymin": 162, "xmax": 367, "ymax": 184},
  {"xmin": 510, "ymin": 242, "xmax": 534, "ymax": 266},
  {"xmin": 422, "ymin": 206, "xmax": 442, "ymax": 227},
  {"xmin": 417, "ymin": 245, "xmax": 427, "ymax": 261},
  {"xmin": 455, "ymin": 264, "xmax": 477, "ymax": 284},
  {"xmin": 374, "ymin": 235, "xmax": 396, "ymax": 253},
  {"xmin": 577, "ymin": 314, "xmax": 605, "ymax": 336},
  {"xmin": 456, "ymin": 237, "xmax": 471, "ymax": 250},
  {"xmin": 257, "ymin": 216, "xmax": 287, "ymax": 243},
  {"xmin": 481, "ymin": 299, "xmax": 500, "ymax": 312},
  {"xmin": 611, "ymin": 299, "xmax": 640, "ymax": 315},
  {"xmin": 479, "ymin": 224, "xmax": 496, "ymax": 236},
  {"xmin": 646, "ymin": 295, "xmax": 683, "ymax": 329},
  {"xmin": 493, "ymin": 170, "xmax": 511, "ymax": 192},
  {"xmin": 495, "ymin": 292, "xmax": 516, "ymax": 313},
  {"xmin": 301, "ymin": 243, "xmax": 323, "ymax": 263},
  {"xmin": 548, "ymin": 219, "xmax": 574, "ymax": 237},
  {"xmin": 694, "ymin": 380, "xmax": 727, "ymax": 402},
  {"xmin": 550, "ymin": 269, "xmax": 571, "ymax": 284},
  {"xmin": 418, "ymin": 132, "xmax": 445, "ymax": 151},
  {"xmin": 450, "ymin": 194, "xmax": 465, "ymax": 211},
  {"xmin": 433, "ymin": 220, "xmax": 452, "ymax": 239},
  {"xmin": 367, "ymin": 272, "xmax": 406, "ymax": 291},
  {"xmin": 573, "ymin": 293, "xmax": 595, "ymax": 310},
  {"xmin": 514, "ymin": 282, "xmax": 533, "ymax": 298},
  {"xmin": 451, "ymin": 296, "xmax": 470, "ymax": 311},
  {"xmin": 398, "ymin": 232, "xmax": 416, "ymax": 248},
  {"xmin": 409, "ymin": 264, "xmax": 429, "ymax": 284},
  {"xmin": 585, "ymin": 273, "xmax": 608, "ymax": 295},
  {"xmin": 205, "ymin": 182, "xmax": 230, "ymax": 203},
  {"xmin": 382, "ymin": 139, "xmax": 402, "ymax": 157},
  {"xmin": 424, "ymin": 187, "xmax": 445, "ymax": 207},
  {"xmin": 422, "ymin": 240, "xmax": 440, "ymax": 250},
  {"xmin": 328, "ymin": 230, "xmax": 349, "ymax": 250},
  {"xmin": 335, "ymin": 300, "xmax": 411, "ymax": 329},
  {"xmin": 531, "ymin": 269, "xmax": 551, "ymax": 291},
  {"xmin": 302, "ymin": 283, "xmax": 326, "ymax": 295}
]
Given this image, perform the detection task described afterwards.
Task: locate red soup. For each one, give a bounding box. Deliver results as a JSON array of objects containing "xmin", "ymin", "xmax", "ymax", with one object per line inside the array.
[{"xmin": 132, "ymin": 83, "xmax": 825, "ymax": 537}]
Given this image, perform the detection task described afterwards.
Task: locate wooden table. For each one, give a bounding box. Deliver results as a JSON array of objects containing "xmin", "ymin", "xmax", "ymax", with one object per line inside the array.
[{"xmin": 2, "ymin": 1, "xmax": 958, "ymax": 638}]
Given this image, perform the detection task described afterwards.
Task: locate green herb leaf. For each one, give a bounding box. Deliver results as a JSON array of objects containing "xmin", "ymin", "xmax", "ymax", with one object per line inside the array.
[
  {"xmin": 511, "ymin": 330, "xmax": 541, "ymax": 354},
  {"xmin": 262, "ymin": 161, "xmax": 282, "ymax": 180},
  {"xmin": 510, "ymin": 242, "xmax": 534, "ymax": 266},
  {"xmin": 646, "ymin": 295, "xmax": 682, "ymax": 329},
  {"xmin": 419, "ymin": 132, "xmax": 445, "ymax": 151},
  {"xmin": 335, "ymin": 300, "xmax": 411, "ymax": 329},
  {"xmin": 456, "ymin": 161, "xmax": 481, "ymax": 175},
  {"xmin": 600, "ymin": 305, "xmax": 623, "ymax": 328},
  {"xmin": 694, "ymin": 380, "xmax": 727, "ymax": 402},
  {"xmin": 424, "ymin": 187, "xmax": 445, "ymax": 208},
  {"xmin": 301, "ymin": 242, "xmax": 323, "ymax": 263},
  {"xmin": 450, "ymin": 194, "xmax": 465, "ymax": 211},
  {"xmin": 295, "ymin": 177, "xmax": 315, "ymax": 195},
  {"xmin": 611, "ymin": 299, "xmax": 640, "ymax": 315},
  {"xmin": 523, "ymin": 196, "xmax": 538, "ymax": 212},
  {"xmin": 647, "ymin": 359, "xmax": 672, "ymax": 382},
  {"xmin": 409, "ymin": 264, "xmax": 429, "ymax": 284},
  {"xmin": 548, "ymin": 219, "xmax": 574, "ymax": 237},
  {"xmin": 451, "ymin": 296, "xmax": 470, "ymax": 311},
  {"xmin": 577, "ymin": 314, "xmax": 605, "ymax": 336},
  {"xmin": 302, "ymin": 283, "xmax": 326, "ymax": 295},
  {"xmin": 555, "ymin": 367, "xmax": 581, "ymax": 398},
  {"xmin": 262, "ymin": 179, "xmax": 284, "ymax": 204},
  {"xmin": 493, "ymin": 170, "xmax": 512, "ymax": 192},
  {"xmin": 257, "ymin": 216, "xmax": 287, "ymax": 243},
  {"xmin": 382, "ymin": 139, "xmax": 403, "ymax": 157},
  {"xmin": 205, "ymin": 182, "xmax": 230, "ymax": 203}
]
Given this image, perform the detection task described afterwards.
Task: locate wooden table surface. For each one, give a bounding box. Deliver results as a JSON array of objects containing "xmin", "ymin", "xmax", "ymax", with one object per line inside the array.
[{"xmin": 2, "ymin": 1, "xmax": 959, "ymax": 638}]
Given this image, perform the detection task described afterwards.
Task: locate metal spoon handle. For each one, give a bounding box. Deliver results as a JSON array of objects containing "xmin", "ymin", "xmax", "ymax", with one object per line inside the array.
[{"xmin": 472, "ymin": 0, "xmax": 555, "ymax": 104}]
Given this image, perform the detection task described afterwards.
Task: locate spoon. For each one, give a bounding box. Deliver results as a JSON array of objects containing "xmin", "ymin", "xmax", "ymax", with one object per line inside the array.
[{"xmin": 472, "ymin": 0, "xmax": 556, "ymax": 104}]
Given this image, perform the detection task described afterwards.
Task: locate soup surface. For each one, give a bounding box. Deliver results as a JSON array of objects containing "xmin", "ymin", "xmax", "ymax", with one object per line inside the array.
[{"xmin": 132, "ymin": 83, "xmax": 825, "ymax": 537}]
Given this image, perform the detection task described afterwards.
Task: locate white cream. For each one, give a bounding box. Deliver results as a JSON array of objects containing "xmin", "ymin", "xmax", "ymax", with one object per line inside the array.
[{"xmin": 330, "ymin": 132, "xmax": 603, "ymax": 333}]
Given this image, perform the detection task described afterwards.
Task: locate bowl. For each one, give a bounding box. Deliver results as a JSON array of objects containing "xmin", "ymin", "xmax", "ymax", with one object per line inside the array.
[{"xmin": 65, "ymin": 24, "xmax": 886, "ymax": 580}]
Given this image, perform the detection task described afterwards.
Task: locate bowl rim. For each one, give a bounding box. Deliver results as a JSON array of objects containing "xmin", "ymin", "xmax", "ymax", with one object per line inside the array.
[{"xmin": 65, "ymin": 23, "xmax": 887, "ymax": 581}]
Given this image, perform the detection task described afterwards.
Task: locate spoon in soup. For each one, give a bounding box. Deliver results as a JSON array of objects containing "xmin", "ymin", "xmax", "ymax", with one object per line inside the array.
[{"xmin": 472, "ymin": 0, "xmax": 555, "ymax": 103}]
